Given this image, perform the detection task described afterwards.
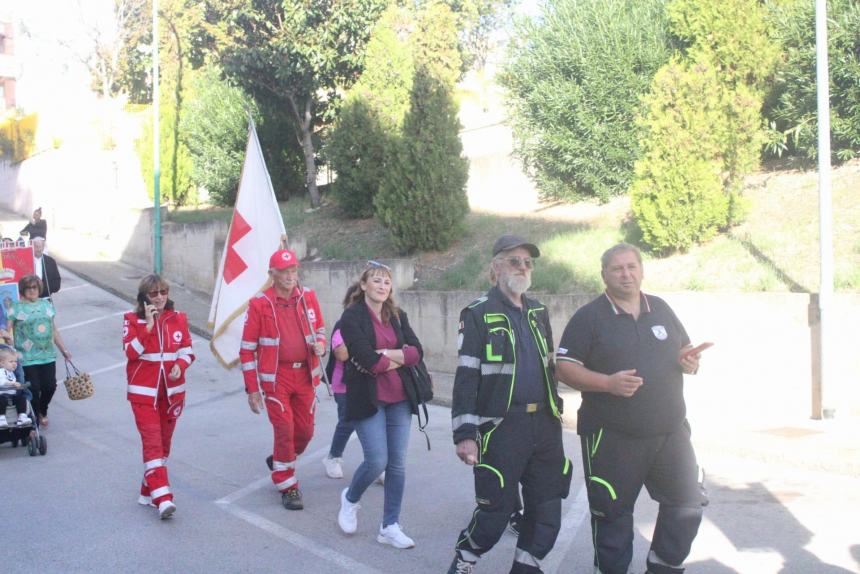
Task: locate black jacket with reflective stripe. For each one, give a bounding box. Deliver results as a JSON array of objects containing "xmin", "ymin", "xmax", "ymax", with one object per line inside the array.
[{"xmin": 451, "ymin": 287, "xmax": 562, "ymax": 444}]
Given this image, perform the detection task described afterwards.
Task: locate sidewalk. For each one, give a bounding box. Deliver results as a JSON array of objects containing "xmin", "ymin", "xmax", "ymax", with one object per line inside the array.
[{"xmin": 1, "ymin": 206, "xmax": 858, "ymax": 477}]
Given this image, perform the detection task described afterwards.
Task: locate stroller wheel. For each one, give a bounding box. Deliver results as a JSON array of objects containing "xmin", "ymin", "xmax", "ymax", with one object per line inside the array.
[
  {"xmin": 38, "ymin": 435, "xmax": 47, "ymax": 456},
  {"xmin": 27, "ymin": 438, "xmax": 37, "ymax": 456}
]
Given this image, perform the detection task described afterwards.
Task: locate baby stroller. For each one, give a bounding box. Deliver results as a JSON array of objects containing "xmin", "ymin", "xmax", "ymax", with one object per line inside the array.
[{"xmin": 0, "ymin": 384, "xmax": 46, "ymax": 457}]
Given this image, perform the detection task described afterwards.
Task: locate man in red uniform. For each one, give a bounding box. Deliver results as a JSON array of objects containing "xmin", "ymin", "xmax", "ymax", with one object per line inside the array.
[{"xmin": 240, "ymin": 249, "xmax": 327, "ymax": 510}]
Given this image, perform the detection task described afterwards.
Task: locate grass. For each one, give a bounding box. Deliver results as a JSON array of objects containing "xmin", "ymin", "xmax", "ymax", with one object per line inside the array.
[{"xmin": 165, "ymin": 159, "xmax": 860, "ymax": 293}]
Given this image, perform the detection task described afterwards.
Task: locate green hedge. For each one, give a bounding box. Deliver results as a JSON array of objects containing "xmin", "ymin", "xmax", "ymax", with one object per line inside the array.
[
  {"xmin": 501, "ymin": 0, "xmax": 673, "ymax": 202},
  {"xmin": 765, "ymin": 0, "xmax": 860, "ymax": 163}
]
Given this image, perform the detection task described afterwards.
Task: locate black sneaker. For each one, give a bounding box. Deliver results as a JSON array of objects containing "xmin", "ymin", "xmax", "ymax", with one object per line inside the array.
[
  {"xmin": 447, "ymin": 552, "xmax": 476, "ymax": 574},
  {"xmin": 266, "ymin": 455, "xmax": 274, "ymax": 471},
  {"xmin": 507, "ymin": 511, "xmax": 523, "ymax": 536},
  {"xmin": 282, "ymin": 488, "xmax": 303, "ymax": 510}
]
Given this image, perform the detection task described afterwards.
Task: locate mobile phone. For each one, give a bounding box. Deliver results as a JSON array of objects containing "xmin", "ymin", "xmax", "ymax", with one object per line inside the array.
[
  {"xmin": 137, "ymin": 293, "xmax": 156, "ymax": 318},
  {"xmin": 681, "ymin": 342, "xmax": 713, "ymax": 359}
]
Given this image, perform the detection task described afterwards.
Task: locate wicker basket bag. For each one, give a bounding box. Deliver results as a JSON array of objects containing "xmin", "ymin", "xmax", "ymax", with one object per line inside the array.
[{"xmin": 63, "ymin": 359, "xmax": 94, "ymax": 400}]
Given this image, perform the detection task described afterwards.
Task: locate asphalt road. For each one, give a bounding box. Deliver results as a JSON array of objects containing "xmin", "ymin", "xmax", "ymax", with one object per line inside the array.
[{"xmin": 3, "ymin": 270, "xmax": 859, "ymax": 574}]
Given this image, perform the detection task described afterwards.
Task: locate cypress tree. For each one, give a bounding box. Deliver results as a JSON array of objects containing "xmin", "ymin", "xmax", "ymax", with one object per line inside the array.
[{"xmin": 375, "ymin": 4, "xmax": 469, "ymax": 252}]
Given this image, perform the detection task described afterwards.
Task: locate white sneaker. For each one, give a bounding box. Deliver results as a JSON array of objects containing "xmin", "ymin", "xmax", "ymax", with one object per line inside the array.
[
  {"xmin": 17, "ymin": 413, "xmax": 31, "ymax": 425},
  {"xmin": 138, "ymin": 495, "xmax": 155, "ymax": 507},
  {"xmin": 375, "ymin": 471, "xmax": 385, "ymax": 485},
  {"xmin": 323, "ymin": 455, "xmax": 344, "ymax": 479},
  {"xmin": 337, "ymin": 487, "xmax": 359, "ymax": 534},
  {"xmin": 0, "ymin": 415, "xmax": 7, "ymax": 427},
  {"xmin": 158, "ymin": 500, "xmax": 176, "ymax": 519},
  {"xmin": 377, "ymin": 522, "xmax": 415, "ymax": 549}
]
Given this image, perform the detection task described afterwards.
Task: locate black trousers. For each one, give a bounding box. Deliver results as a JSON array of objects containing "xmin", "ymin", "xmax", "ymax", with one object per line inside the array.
[
  {"xmin": 455, "ymin": 410, "xmax": 571, "ymax": 574},
  {"xmin": 23, "ymin": 362, "xmax": 57, "ymax": 418},
  {"xmin": 0, "ymin": 391, "xmax": 26, "ymax": 413},
  {"xmin": 580, "ymin": 421, "xmax": 707, "ymax": 574}
]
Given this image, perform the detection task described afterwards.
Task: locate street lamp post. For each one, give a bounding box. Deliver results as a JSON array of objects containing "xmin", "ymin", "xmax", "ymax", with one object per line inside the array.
[
  {"xmin": 813, "ymin": 0, "xmax": 834, "ymax": 419},
  {"xmin": 152, "ymin": 0, "xmax": 161, "ymax": 274}
]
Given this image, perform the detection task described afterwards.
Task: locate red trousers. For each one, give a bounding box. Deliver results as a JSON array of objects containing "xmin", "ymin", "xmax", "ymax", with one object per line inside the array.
[
  {"xmin": 132, "ymin": 384, "xmax": 181, "ymax": 505},
  {"xmin": 266, "ymin": 366, "xmax": 316, "ymax": 492}
]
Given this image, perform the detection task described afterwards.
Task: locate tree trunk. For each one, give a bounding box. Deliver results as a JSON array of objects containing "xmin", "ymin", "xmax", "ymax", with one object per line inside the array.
[{"xmin": 289, "ymin": 95, "xmax": 321, "ymax": 208}]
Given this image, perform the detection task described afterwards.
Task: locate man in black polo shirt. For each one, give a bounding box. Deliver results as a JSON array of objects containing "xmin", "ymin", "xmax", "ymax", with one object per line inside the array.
[
  {"xmin": 447, "ymin": 234, "xmax": 570, "ymax": 574},
  {"xmin": 556, "ymin": 243, "xmax": 707, "ymax": 574}
]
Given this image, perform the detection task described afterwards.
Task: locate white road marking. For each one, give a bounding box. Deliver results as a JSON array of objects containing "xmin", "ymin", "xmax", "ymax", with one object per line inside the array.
[
  {"xmin": 215, "ymin": 477, "xmax": 272, "ymax": 506},
  {"xmin": 215, "ymin": 443, "xmax": 339, "ymax": 505},
  {"xmin": 544, "ymin": 486, "xmax": 590, "ymax": 574},
  {"xmin": 214, "ymin": 439, "xmax": 381, "ymax": 573},
  {"xmin": 89, "ymin": 361, "xmax": 127, "ymax": 376},
  {"xmin": 57, "ymin": 283, "xmax": 94, "ymax": 292},
  {"xmin": 58, "ymin": 310, "xmax": 127, "ymax": 331},
  {"xmin": 219, "ymin": 504, "xmax": 385, "ymax": 574}
]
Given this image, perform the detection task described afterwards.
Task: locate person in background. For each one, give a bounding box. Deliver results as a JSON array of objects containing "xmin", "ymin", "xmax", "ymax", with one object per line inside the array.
[
  {"xmin": 31, "ymin": 237, "xmax": 61, "ymax": 298},
  {"xmin": 7, "ymin": 275, "xmax": 71, "ymax": 429},
  {"xmin": 20, "ymin": 207, "xmax": 47, "ymax": 240},
  {"xmin": 336, "ymin": 260, "xmax": 424, "ymax": 549},
  {"xmin": 322, "ymin": 283, "xmax": 360, "ymax": 479},
  {"xmin": 556, "ymin": 243, "xmax": 708, "ymax": 574},
  {"xmin": 240, "ymin": 249, "xmax": 327, "ymax": 511},
  {"xmin": 123, "ymin": 274, "xmax": 195, "ymax": 520}
]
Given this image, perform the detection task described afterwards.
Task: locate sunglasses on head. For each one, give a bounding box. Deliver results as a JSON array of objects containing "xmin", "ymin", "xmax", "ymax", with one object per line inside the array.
[
  {"xmin": 366, "ymin": 260, "xmax": 391, "ymax": 271},
  {"xmin": 147, "ymin": 288, "xmax": 169, "ymax": 298},
  {"xmin": 498, "ymin": 256, "xmax": 535, "ymax": 269}
]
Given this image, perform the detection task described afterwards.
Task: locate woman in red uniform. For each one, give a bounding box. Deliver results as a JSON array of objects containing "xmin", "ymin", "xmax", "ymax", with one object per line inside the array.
[{"xmin": 123, "ymin": 275, "xmax": 195, "ymax": 519}]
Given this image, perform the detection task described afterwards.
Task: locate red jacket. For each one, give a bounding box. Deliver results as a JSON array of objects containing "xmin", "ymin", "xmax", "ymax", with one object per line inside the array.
[
  {"xmin": 240, "ymin": 286, "xmax": 326, "ymax": 394},
  {"xmin": 123, "ymin": 310, "xmax": 195, "ymax": 407}
]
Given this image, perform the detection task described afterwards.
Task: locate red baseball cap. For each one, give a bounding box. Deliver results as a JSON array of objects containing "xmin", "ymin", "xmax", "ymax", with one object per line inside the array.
[{"xmin": 269, "ymin": 249, "xmax": 299, "ymax": 270}]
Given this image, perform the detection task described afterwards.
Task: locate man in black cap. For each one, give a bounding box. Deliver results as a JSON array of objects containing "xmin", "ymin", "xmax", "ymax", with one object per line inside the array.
[{"xmin": 447, "ymin": 234, "xmax": 571, "ymax": 574}]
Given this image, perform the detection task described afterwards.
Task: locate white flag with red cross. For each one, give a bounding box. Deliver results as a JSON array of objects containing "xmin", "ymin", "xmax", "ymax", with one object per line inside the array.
[{"xmin": 208, "ymin": 121, "xmax": 285, "ymax": 367}]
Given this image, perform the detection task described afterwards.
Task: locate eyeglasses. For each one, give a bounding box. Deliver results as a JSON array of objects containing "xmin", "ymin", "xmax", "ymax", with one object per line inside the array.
[
  {"xmin": 147, "ymin": 288, "xmax": 169, "ymax": 298},
  {"xmin": 366, "ymin": 260, "xmax": 391, "ymax": 271},
  {"xmin": 23, "ymin": 285, "xmax": 39, "ymax": 291},
  {"xmin": 498, "ymin": 256, "xmax": 534, "ymax": 269}
]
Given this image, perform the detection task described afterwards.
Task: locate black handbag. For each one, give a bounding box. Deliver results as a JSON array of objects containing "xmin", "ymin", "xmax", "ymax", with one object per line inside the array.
[
  {"xmin": 403, "ymin": 361, "xmax": 433, "ymax": 450},
  {"xmin": 390, "ymin": 312, "xmax": 434, "ymax": 449}
]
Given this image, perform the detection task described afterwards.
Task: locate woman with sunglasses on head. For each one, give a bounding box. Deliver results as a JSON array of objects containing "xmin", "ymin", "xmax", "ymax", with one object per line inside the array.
[
  {"xmin": 7, "ymin": 275, "xmax": 71, "ymax": 428},
  {"xmin": 122, "ymin": 275, "xmax": 195, "ymax": 520},
  {"xmin": 336, "ymin": 261, "xmax": 424, "ymax": 549}
]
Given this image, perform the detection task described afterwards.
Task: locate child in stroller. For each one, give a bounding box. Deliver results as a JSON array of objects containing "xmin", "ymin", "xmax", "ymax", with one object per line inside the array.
[{"xmin": 0, "ymin": 347, "xmax": 31, "ymax": 427}]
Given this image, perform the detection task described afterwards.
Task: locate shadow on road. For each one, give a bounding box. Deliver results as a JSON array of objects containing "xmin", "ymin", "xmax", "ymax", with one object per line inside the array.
[{"xmin": 700, "ymin": 478, "xmax": 854, "ymax": 573}]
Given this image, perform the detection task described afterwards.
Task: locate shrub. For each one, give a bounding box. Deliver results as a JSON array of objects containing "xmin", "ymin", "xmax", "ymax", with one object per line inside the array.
[
  {"xmin": 668, "ymin": 0, "xmax": 779, "ymax": 92},
  {"xmin": 764, "ymin": 0, "xmax": 860, "ymax": 162},
  {"xmin": 181, "ymin": 64, "xmax": 260, "ymax": 207},
  {"xmin": 325, "ymin": 99, "xmax": 389, "ymax": 218},
  {"xmin": 375, "ymin": 68, "xmax": 469, "ymax": 252},
  {"xmin": 632, "ymin": 0, "xmax": 778, "ymax": 253},
  {"xmin": 0, "ymin": 112, "xmax": 38, "ymax": 163},
  {"xmin": 375, "ymin": 6, "xmax": 468, "ymax": 252},
  {"xmin": 325, "ymin": 6, "xmax": 414, "ymax": 218},
  {"xmin": 631, "ymin": 60, "xmax": 748, "ymax": 253},
  {"xmin": 500, "ymin": 0, "xmax": 673, "ymax": 202},
  {"xmin": 137, "ymin": 71, "xmax": 196, "ymax": 207}
]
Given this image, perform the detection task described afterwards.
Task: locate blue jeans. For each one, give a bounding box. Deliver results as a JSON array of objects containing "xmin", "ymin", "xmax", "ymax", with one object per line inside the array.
[
  {"xmin": 346, "ymin": 400, "xmax": 412, "ymax": 527},
  {"xmin": 329, "ymin": 393, "xmax": 355, "ymax": 458}
]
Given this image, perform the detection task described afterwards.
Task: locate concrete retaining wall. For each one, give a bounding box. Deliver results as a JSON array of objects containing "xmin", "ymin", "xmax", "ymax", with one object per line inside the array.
[{"xmin": 394, "ymin": 290, "xmax": 860, "ymax": 422}]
